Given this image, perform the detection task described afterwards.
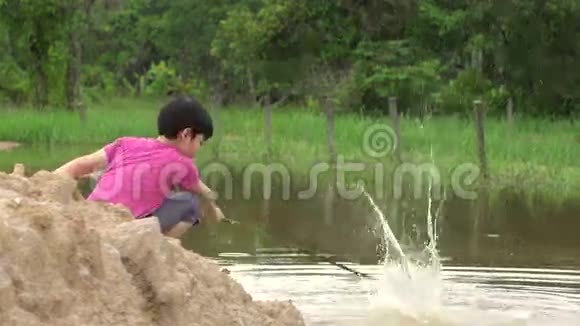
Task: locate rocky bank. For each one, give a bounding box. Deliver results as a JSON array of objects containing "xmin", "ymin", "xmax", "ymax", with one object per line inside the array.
[{"xmin": 0, "ymin": 164, "xmax": 305, "ymax": 326}]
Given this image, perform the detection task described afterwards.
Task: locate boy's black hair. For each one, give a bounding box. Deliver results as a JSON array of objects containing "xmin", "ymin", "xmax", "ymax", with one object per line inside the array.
[{"xmin": 157, "ymin": 95, "xmax": 213, "ymax": 140}]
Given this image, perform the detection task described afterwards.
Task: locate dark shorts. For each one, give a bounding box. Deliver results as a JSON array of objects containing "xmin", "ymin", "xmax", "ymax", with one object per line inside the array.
[{"xmin": 144, "ymin": 192, "xmax": 201, "ymax": 233}]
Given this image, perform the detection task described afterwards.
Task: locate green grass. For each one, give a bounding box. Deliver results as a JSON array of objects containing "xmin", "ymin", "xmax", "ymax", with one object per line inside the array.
[
  {"xmin": 1, "ymin": 97, "xmax": 579, "ymax": 202},
  {"xmin": 0, "ymin": 97, "xmax": 164, "ymax": 144}
]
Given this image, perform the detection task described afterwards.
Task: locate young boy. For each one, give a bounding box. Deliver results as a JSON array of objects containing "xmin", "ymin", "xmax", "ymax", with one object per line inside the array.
[{"xmin": 54, "ymin": 95, "xmax": 224, "ymax": 238}]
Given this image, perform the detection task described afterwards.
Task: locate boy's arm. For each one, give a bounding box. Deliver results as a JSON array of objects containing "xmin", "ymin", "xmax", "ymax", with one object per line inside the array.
[
  {"xmin": 53, "ymin": 149, "xmax": 108, "ymax": 180},
  {"xmin": 190, "ymin": 179, "xmax": 218, "ymax": 202},
  {"xmin": 187, "ymin": 179, "xmax": 225, "ymax": 222}
]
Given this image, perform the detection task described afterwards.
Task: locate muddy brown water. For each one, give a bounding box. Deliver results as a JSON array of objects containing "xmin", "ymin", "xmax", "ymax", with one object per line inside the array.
[
  {"xmin": 1, "ymin": 147, "xmax": 579, "ymax": 325},
  {"xmin": 179, "ymin": 190, "xmax": 580, "ymax": 325}
]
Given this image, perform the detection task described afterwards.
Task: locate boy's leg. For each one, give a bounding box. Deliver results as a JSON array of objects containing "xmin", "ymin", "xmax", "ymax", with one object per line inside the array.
[
  {"xmin": 148, "ymin": 192, "xmax": 201, "ymax": 238},
  {"xmin": 165, "ymin": 221, "xmax": 194, "ymax": 238}
]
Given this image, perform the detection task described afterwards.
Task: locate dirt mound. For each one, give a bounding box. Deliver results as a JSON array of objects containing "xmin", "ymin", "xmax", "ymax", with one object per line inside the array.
[
  {"xmin": 0, "ymin": 141, "xmax": 20, "ymax": 152},
  {"xmin": 0, "ymin": 164, "xmax": 305, "ymax": 326}
]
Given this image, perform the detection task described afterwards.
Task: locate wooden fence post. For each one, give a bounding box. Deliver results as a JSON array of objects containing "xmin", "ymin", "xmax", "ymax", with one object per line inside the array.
[
  {"xmin": 324, "ymin": 97, "xmax": 336, "ymax": 226},
  {"xmin": 210, "ymin": 91, "xmax": 222, "ymax": 161},
  {"xmin": 261, "ymin": 94, "xmax": 273, "ymax": 223},
  {"xmin": 473, "ymin": 100, "xmax": 489, "ymax": 184},
  {"xmin": 506, "ymin": 97, "xmax": 514, "ymax": 128},
  {"xmin": 207, "ymin": 91, "xmax": 223, "ymax": 192},
  {"xmin": 388, "ymin": 97, "xmax": 401, "ymax": 163},
  {"xmin": 324, "ymin": 98, "xmax": 337, "ymax": 165},
  {"xmin": 263, "ymin": 94, "xmax": 273, "ymax": 162},
  {"xmin": 261, "ymin": 197, "xmax": 271, "ymax": 224}
]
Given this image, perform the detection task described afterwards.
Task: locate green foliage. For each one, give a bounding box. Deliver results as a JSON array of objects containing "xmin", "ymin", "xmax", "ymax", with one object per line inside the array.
[
  {"xmin": 46, "ymin": 40, "xmax": 68, "ymax": 105},
  {"xmin": 350, "ymin": 40, "xmax": 442, "ymax": 114},
  {"xmin": 139, "ymin": 61, "xmax": 178, "ymax": 96},
  {"xmin": 139, "ymin": 61, "xmax": 208, "ymax": 100},
  {"xmin": 211, "ymin": 6, "xmax": 261, "ymax": 76},
  {"xmin": 436, "ymin": 69, "xmax": 492, "ymax": 115},
  {"xmin": 211, "ymin": 0, "xmax": 314, "ymax": 98},
  {"xmin": 0, "ymin": 63, "xmax": 29, "ymax": 103},
  {"xmin": 0, "ymin": 0, "xmax": 578, "ymax": 118},
  {"xmin": 0, "ymin": 0, "xmax": 91, "ymax": 108},
  {"xmin": 83, "ymin": 65, "xmax": 117, "ymax": 99},
  {"xmin": 0, "ymin": 26, "xmax": 30, "ymax": 103}
]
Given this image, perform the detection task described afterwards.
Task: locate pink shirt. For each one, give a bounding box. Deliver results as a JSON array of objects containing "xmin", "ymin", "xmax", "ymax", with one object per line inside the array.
[{"xmin": 87, "ymin": 136, "xmax": 200, "ymax": 218}]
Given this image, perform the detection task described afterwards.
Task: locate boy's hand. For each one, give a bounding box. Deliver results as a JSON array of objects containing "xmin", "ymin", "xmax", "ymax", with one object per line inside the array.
[
  {"xmin": 200, "ymin": 200, "xmax": 225, "ymax": 222},
  {"xmin": 190, "ymin": 180, "xmax": 225, "ymax": 222},
  {"xmin": 211, "ymin": 205, "xmax": 225, "ymax": 222}
]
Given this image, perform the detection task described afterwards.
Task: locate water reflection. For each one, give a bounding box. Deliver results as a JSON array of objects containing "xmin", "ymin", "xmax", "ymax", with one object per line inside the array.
[{"xmin": 183, "ymin": 182, "xmax": 580, "ymax": 269}]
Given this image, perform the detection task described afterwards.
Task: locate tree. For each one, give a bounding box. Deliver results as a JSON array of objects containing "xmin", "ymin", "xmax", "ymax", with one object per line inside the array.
[
  {"xmin": 0, "ymin": 0, "xmax": 65, "ymax": 108},
  {"xmin": 64, "ymin": 0, "xmax": 96, "ymax": 119}
]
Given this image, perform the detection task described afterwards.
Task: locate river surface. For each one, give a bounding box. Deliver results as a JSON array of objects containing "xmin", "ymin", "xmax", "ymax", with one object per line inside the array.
[
  {"xmin": 218, "ymin": 257, "xmax": 580, "ymax": 325},
  {"xmin": 180, "ymin": 191, "xmax": 580, "ymax": 325},
  {"xmin": 1, "ymin": 147, "xmax": 580, "ymax": 325}
]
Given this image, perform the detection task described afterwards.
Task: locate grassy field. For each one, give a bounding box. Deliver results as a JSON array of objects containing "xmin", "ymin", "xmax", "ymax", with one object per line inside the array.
[{"xmin": 1, "ymin": 97, "xmax": 579, "ymax": 202}]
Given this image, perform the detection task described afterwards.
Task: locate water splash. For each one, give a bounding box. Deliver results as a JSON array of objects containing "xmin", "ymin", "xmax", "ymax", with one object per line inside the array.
[
  {"xmin": 361, "ymin": 186, "xmax": 411, "ymax": 277},
  {"xmin": 359, "ymin": 145, "xmax": 449, "ymax": 324},
  {"xmin": 424, "ymin": 167, "xmax": 445, "ymax": 274}
]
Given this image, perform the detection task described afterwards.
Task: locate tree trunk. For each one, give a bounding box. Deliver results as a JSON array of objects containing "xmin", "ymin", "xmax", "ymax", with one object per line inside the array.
[
  {"xmin": 104, "ymin": 0, "xmax": 122, "ymax": 10},
  {"xmin": 65, "ymin": 0, "xmax": 93, "ymax": 123},
  {"xmin": 179, "ymin": 46, "xmax": 193, "ymax": 82},
  {"xmin": 30, "ymin": 23, "xmax": 49, "ymax": 110},
  {"xmin": 66, "ymin": 23, "xmax": 83, "ymax": 113},
  {"xmin": 33, "ymin": 68, "xmax": 49, "ymax": 110},
  {"xmin": 471, "ymin": 48, "xmax": 483, "ymax": 73}
]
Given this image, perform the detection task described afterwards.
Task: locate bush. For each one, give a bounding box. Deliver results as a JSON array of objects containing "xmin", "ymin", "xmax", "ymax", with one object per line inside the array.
[
  {"xmin": 435, "ymin": 69, "xmax": 496, "ymax": 115},
  {"xmin": 82, "ymin": 65, "xmax": 118, "ymax": 102},
  {"xmin": 0, "ymin": 60, "xmax": 29, "ymax": 104},
  {"xmin": 139, "ymin": 61, "xmax": 178, "ymax": 96},
  {"xmin": 138, "ymin": 61, "xmax": 209, "ymax": 100}
]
